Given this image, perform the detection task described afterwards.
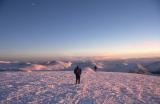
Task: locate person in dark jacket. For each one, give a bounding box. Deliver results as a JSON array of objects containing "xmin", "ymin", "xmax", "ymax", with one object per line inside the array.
[
  {"xmin": 74, "ymin": 65, "xmax": 82, "ymax": 84},
  {"xmin": 94, "ymin": 65, "xmax": 97, "ymax": 71}
]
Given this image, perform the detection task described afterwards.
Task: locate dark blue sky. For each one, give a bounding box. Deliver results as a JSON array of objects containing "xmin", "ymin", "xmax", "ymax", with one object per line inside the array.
[{"xmin": 0, "ymin": 0, "xmax": 160, "ymax": 60}]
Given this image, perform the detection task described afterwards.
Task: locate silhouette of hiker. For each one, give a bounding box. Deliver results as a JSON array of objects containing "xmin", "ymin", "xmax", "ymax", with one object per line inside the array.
[
  {"xmin": 74, "ymin": 66, "xmax": 82, "ymax": 84},
  {"xmin": 94, "ymin": 65, "xmax": 97, "ymax": 71}
]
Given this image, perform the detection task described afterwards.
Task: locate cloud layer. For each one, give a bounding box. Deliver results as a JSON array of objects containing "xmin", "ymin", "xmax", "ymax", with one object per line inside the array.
[{"xmin": 21, "ymin": 61, "xmax": 72, "ymax": 72}]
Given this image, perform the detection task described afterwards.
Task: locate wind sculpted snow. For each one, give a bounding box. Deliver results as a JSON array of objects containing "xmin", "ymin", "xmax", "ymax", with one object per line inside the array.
[{"xmin": 0, "ymin": 68, "xmax": 160, "ymax": 104}]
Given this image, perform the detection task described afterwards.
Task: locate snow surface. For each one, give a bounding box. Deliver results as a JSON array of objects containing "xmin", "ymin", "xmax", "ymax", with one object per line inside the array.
[{"xmin": 0, "ymin": 68, "xmax": 160, "ymax": 104}]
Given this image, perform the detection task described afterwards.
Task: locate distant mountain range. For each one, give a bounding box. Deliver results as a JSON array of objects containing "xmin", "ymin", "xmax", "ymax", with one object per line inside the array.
[{"xmin": 0, "ymin": 58, "xmax": 160, "ymax": 75}]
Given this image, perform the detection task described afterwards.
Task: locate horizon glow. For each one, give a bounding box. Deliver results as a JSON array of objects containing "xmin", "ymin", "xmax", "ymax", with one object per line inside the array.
[{"xmin": 0, "ymin": 0, "xmax": 160, "ymax": 60}]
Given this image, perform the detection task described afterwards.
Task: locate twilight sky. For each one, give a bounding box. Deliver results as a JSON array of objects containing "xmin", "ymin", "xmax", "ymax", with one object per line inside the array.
[{"xmin": 0, "ymin": 0, "xmax": 160, "ymax": 60}]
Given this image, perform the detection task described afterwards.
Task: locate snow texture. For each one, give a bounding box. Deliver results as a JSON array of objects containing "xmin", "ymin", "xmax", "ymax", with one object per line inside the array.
[{"xmin": 0, "ymin": 68, "xmax": 160, "ymax": 104}]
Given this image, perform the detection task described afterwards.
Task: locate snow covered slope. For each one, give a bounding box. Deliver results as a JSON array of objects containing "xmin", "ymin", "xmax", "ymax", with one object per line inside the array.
[{"xmin": 0, "ymin": 68, "xmax": 160, "ymax": 104}]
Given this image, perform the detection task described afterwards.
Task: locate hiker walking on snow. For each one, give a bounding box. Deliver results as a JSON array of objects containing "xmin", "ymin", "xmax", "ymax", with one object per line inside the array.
[
  {"xmin": 94, "ymin": 65, "xmax": 97, "ymax": 71},
  {"xmin": 74, "ymin": 65, "xmax": 82, "ymax": 84}
]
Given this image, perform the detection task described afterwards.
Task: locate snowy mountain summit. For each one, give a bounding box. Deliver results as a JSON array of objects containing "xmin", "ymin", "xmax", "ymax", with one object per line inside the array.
[{"xmin": 0, "ymin": 68, "xmax": 160, "ymax": 104}]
